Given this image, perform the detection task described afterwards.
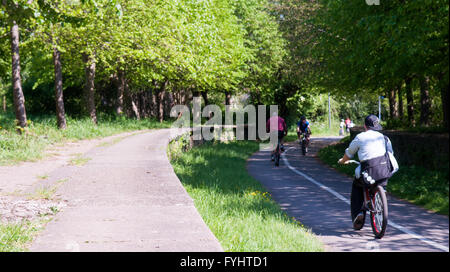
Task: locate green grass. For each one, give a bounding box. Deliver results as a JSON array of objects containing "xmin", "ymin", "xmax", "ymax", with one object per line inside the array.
[
  {"xmin": 0, "ymin": 112, "xmax": 172, "ymax": 165},
  {"xmin": 169, "ymin": 140, "xmax": 324, "ymax": 252},
  {"xmin": 284, "ymin": 120, "xmax": 342, "ymax": 142},
  {"xmin": 318, "ymin": 137, "xmax": 449, "ymax": 215},
  {"xmin": 0, "ymin": 218, "xmax": 50, "ymax": 252},
  {"xmin": 308, "ymin": 120, "xmax": 341, "ymax": 137},
  {"xmin": 27, "ymin": 185, "xmax": 59, "ymax": 200},
  {"xmin": 68, "ymin": 154, "xmax": 91, "ymax": 166}
]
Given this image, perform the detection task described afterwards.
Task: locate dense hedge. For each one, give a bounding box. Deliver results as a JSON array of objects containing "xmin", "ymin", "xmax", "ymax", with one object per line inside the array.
[{"xmin": 350, "ymin": 127, "xmax": 449, "ymax": 171}]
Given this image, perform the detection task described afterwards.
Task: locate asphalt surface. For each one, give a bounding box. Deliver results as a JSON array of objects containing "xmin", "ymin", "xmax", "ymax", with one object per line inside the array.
[
  {"xmin": 30, "ymin": 129, "xmax": 223, "ymax": 252},
  {"xmin": 247, "ymin": 137, "xmax": 449, "ymax": 252}
]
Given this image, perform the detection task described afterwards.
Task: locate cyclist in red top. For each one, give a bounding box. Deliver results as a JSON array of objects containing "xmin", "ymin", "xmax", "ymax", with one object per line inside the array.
[{"xmin": 266, "ymin": 112, "xmax": 287, "ymax": 161}]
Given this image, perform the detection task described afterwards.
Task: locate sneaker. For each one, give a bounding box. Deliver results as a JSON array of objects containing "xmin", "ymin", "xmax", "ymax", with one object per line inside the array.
[{"xmin": 353, "ymin": 212, "xmax": 365, "ymax": 230}]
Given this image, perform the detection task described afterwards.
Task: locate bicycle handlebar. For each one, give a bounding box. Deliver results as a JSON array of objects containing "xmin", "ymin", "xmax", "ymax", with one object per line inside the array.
[
  {"xmin": 338, "ymin": 159, "xmax": 360, "ymax": 165},
  {"xmin": 345, "ymin": 160, "xmax": 360, "ymax": 165}
]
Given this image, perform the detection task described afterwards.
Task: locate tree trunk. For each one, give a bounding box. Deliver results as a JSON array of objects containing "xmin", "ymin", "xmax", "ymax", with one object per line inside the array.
[
  {"xmin": 124, "ymin": 80, "xmax": 140, "ymax": 120},
  {"xmin": 10, "ymin": 20, "xmax": 27, "ymax": 130},
  {"xmin": 192, "ymin": 90, "xmax": 200, "ymax": 98},
  {"xmin": 397, "ymin": 84, "xmax": 404, "ymax": 119},
  {"xmin": 130, "ymin": 94, "xmax": 140, "ymax": 120},
  {"xmin": 151, "ymin": 90, "xmax": 158, "ymax": 118},
  {"xmin": 139, "ymin": 91, "xmax": 147, "ymax": 118},
  {"xmin": 158, "ymin": 81, "xmax": 168, "ymax": 123},
  {"xmin": 405, "ymin": 77, "xmax": 415, "ymax": 127},
  {"xmin": 225, "ymin": 91, "xmax": 232, "ymax": 105},
  {"xmin": 388, "ymin": 88, "xmax": 398, "ymax": 119},
  {"xmin": 442, "ymin": 85, "xmax": 449, "ymax": 130},
  {"xmin": 201, "ymin": 91, "xmax": 209, "ymax": 106},
  {"xmin": 419, "ymin": 75, "xmax": 432, "ymax": 126},
  {"xmin": 2, "ymin": 95, "xmax": 6, "ymax": 112},
  {"xmin": 116, "ymin": 69, "xmax": 125, "ymax": 115},
  {"xmin": 53, "ymin": 45, "xmax": 66, "ymax": 129},
  {"xmin": 439, "ymin": 73, "xmax": 449, "ymax": 130},
  {"xmin": 166, "ymin": 91, "xmax": 175, "ymax": 117},
  {"xmin": 82, "ymin": 53, "xmax": 97, "ymax": 125}
]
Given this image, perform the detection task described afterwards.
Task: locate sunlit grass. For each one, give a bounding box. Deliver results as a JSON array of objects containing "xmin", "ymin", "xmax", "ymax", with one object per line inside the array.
[
  {"xmin": 170, "ymin": 140, "xmax": 324, "ymax": 252},
  {"xmin": 284, "ymin": 120, "xmax": 342, "ymax": 142},
  {"xmin": 0, "ymin": 218, "xmax": 50, "ymax": 252}
]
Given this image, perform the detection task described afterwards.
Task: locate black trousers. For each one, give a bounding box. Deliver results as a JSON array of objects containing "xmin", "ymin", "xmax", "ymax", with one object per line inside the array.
[{"xmin": 350, "ymin": 178, "xmax": 388, "ymax": 221}]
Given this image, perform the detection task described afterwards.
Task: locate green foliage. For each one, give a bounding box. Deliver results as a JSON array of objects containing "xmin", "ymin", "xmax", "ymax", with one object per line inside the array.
[
  {"xmin": 1, "ymin": 0, "xmax": 290, "ymax": 126},
  {"xmin": 1, "ymin": 0, "xmax": 447, "ymax": 130},
  {"xmin": 270, "ymin": 0, "xmax": 448, "ymax": 128},
  {"xmin": 167, "ymin": 132, "xmax": 191, "ymax": 161},
  {"xmin": 0, "ymin": 220, "xmax": 45, "ymax": 252}
]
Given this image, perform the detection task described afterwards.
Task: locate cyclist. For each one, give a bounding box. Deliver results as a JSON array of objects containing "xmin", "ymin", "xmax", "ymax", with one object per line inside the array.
[
  {"xmin": 266, "ymin": 112, "xmax": 287, "ymax": 161},
  {"xmin": 338, "ymin": 114, "xmax": 393, "ymax": 230},
  {"xmin": 297, "ymin": 116, "xmax": 311, "ymax": 144}
]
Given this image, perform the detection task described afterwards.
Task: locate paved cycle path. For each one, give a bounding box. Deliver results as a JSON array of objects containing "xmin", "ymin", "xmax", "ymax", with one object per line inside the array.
[
  {"xmin": 30, "ymin": 129, "xmax": 223, "ymax": 252},
  {"xmin": 247, "ymin": 138, "xmax": 449, "ymax": 252}
]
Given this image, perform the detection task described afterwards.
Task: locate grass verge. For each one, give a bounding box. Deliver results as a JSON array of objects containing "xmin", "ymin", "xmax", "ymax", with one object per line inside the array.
[
  {"xmin": 0, "ymin": 218, "xmax": 51, "ymax": 252},
  {"xmin": 169, "ymin": 140, "xmax": 324, "ymax": 251},
  {"xmin": 317, "ymin": 137, "xmax": 449, "ymax": 215},
  {"xmin": 284, "ymin": 120, "xmax": 343, "ymax": 142},
  {"xmin": 0, "ymin": 112, "xmax": 172, "ymax": 165}
]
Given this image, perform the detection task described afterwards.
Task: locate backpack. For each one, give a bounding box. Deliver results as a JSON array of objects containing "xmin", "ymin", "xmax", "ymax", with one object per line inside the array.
[
  {"xmin": 360, "ymin": 135, "xmax": 398, "ymax": 185},
  {"xmin": 384, "ymin": 135, "xmax": 399, "ymax": 175}
]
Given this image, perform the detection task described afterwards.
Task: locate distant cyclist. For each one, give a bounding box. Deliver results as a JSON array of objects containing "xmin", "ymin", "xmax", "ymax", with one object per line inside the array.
[
  {"xmin": 297, "ymin": 116, "xmax": 311, "ymax": 142},
  {"xmin": 266, "ymin": 112, "xmax": 287, "ymax": 161}
]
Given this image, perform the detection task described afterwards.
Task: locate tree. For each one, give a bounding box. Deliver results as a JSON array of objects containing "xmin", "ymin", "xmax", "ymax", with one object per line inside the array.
[
  {"xmin": 231, "ymin": 0, "xmax": 287, "ymax": 106},
  {"xmin": 0, "ymin": 0, "xmax": 37, "ymax": 130},
  {"xmin": 285, "ymin": 0, "xmax": 448, "ymax": 128}
]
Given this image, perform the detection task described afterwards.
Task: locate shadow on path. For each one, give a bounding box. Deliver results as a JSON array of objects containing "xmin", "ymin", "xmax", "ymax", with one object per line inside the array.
[{"xmin": 247, "ymin": 137, "xmax": 449, "ymax": 252}]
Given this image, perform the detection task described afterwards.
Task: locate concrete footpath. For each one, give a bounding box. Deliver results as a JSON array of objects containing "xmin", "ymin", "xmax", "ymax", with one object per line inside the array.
[{"xmin": 30, "ymin": 129, "xmax": 223, "ymax": 252}]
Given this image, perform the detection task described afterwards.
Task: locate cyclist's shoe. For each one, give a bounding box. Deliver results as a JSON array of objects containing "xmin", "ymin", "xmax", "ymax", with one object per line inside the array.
[{"xmin": 353, "ymin": 212, "xmax": 365, "ymax": 230}]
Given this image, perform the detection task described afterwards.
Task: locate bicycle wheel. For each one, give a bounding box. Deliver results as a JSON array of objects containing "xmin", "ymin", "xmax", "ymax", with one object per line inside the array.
[
  {"xmin": 369, "ymin": 185, "xmax": 388, "ymax": 239},
  {"xmin": 275, "ymin": 143, "xmax": 280, "ymax": 166},
  {"xmin": 301, "ymin": 139, "xmax": 306, "ymax": 155}
]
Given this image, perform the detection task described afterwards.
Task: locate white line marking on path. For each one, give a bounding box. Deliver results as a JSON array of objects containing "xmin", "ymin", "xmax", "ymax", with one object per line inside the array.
[{"xmin": 281, "ymin": 147, "xmax": 449, "ymax": 252}]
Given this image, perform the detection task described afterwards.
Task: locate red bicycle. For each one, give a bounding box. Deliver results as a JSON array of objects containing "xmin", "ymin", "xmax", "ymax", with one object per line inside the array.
[{"xmin": 347, "ymin": 160, "xmax": 388, "ymax": 239}]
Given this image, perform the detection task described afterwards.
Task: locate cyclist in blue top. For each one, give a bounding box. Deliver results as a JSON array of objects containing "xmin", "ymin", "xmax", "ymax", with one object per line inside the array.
[{"xmin": 297, "ymin": 116, "xmax": 311, "ymax": 142}]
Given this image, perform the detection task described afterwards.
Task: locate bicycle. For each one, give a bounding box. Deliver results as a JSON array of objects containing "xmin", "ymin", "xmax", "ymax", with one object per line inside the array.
[
  {"xmin": 274, "ymin": 138, "xmax": 281, "ymax": 166},
  {"xmin": 300, "ymin": 132, "xmax": 310, "ymax": 156},
  {"xmin": 346, "ymin": 160, "xmax": 389, "ymax": 239}
]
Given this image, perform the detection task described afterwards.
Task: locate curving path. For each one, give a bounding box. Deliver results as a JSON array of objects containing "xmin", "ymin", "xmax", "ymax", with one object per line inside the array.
[
  {"xmin": 30, "ymin": 129, "xmax": 223, "ymax": 252},
  {"xmin": 247, "ymin": 137, "xmax": 449, "ymax": 252}
]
